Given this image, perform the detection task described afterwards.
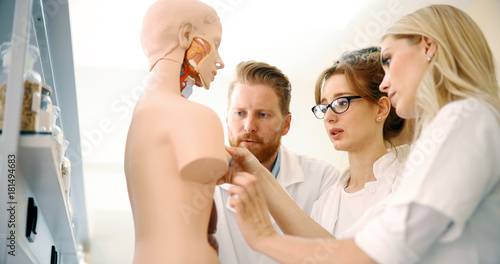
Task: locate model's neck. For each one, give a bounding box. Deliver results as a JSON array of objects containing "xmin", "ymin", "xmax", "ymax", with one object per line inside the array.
[
  {"xmin": 346, "ymin": 140, "xmax": 387, "ymax": 192},
  {"xmin": 149, "ymin": 59, "xmax": 183, "ymax": 94}
]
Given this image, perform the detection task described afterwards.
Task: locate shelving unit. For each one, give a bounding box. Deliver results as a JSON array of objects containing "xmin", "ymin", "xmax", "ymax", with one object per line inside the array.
[
  {"xmin": 20, "ymin": 135, "xmax": 78, "ymax": 256},
  {"xmin": 0, "ymin": 1, "xmax": 89, "ymax": 263}
]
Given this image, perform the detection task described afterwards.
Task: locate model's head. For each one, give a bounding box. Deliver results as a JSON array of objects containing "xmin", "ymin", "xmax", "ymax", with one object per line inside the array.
[
  {"xmin": 379, "ymin": 4, "xmax": 499, "ymax": 123},
  {"xmin": 314, "ymin": 47, "xmax": 405, "ymax": 151},
  {"xmin": 227, "ymin": 61, "xmax": 292, "ymax": 166},
  {"xmin": 141, "ymin": 0, "xmax": 224, "ymax": 89}
]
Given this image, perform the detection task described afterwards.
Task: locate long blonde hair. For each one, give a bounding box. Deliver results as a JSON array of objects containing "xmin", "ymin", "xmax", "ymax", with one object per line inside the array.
[{"xmin": 383, "ymin": 5, "xmax": 500, "ymax": 133}]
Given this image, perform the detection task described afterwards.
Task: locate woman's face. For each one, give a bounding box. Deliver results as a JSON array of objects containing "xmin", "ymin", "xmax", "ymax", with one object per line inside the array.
[
  {"xmin": 379, "ymin": 36, "xmax": 430, "ymax": 118},
  {"xmin": 195, "ymin": 21, "xmax": 224, "ymax": 89},
  {"xmin": 322, "ymin": 74, "xmax": 381, "ymax": 152}
]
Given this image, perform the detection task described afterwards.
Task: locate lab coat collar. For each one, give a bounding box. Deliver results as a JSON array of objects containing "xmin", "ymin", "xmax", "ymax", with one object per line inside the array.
[
  {"xmin": 372, "ymin": 150, "xmax": 398, "ymax": 181},
  {"xmin": 319, "ymin": 150, "xmax": 403, "ymax": 233},
  {"xmin": 276, "ymin": 145, "xmax": 305, "ymax": 188},
  {"xmin": 338, "ymin": 150, "xmax": 398, "ymax": 184}
]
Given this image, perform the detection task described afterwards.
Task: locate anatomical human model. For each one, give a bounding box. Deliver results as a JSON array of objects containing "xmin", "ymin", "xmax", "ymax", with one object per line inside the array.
[{"xmin": 124, "ymin": 0, "xmax": 227, "ymax": 263}]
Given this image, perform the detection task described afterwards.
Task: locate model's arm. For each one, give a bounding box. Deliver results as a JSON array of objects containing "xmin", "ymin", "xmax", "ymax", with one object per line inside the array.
[
  {"xmin": 226, "ymin": 147, "xmax": 332, "ymax": 238},
  {"xmin": 174, "ymin": 104, "xmax": 228, "ymax": 183},
  {"xmin": 228, "ymin": 172, "xmax": 375, "ymax": 264}
]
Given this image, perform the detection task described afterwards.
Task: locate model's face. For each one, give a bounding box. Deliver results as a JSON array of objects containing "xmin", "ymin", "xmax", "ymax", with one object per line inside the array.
[
  {"xmin": 322, "ymin": 74, "xmax": 380, "ymax": 152},
  {"xmin": 227, "ymin": 83, "xmax": 290, "ymax": 164},
  {"xmin": 196, "ymin": 21, "xmax": 224, "ymax": 89},
  {"xmin": 379, "ymin": 36, "xmax": 429, "ymax": 118}
]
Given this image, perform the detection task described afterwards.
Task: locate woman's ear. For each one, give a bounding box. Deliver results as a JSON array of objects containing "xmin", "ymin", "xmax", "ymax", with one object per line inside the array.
[
  {"xmin": 422, "ymin": 36, "xmax": 437, "ymax": 59},
  {"xmin": 179, "ymin": 23, "xmax": 194, "ymax": 49},
  {"xmin": 377, "ymin": 97, "xmax": 391, "ymax": 122}
]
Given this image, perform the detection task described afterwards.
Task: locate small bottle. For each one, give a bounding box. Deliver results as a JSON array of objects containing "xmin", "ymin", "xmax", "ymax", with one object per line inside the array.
[
  {"xmin": 39, "ymin": 83, "xmax": 53, "ymax": 132},
  {"xmin": 61, "ymin": 156, "xmax": 71, "ymax": 202},
  {"xmin": 51, "ymin": 105, "xmax": 64, "ymax": 166}
]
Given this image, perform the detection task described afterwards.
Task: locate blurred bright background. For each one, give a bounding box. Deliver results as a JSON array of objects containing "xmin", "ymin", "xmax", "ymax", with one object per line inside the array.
[{"xmin": 67, "ymin": 0, "xmax": 500, "ymax": 262}]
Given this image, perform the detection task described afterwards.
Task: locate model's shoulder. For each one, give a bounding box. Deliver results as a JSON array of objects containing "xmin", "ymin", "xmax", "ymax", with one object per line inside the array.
[
  {"xmin": 185, "ymin": 100, "xmax": 221, "ymax": 118},
  {"xmin": 135, "ymin": 94, "xmax": 220, "ymax": 120}
]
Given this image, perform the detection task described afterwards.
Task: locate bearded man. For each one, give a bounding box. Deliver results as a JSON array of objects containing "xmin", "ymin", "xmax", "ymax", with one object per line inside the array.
[{"xmin": 214, "ymin": 61, "xmax": 340, "ymax": 264}]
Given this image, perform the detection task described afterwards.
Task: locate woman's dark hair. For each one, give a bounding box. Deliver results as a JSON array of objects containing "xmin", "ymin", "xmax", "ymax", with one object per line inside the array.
[{"xmin": 314, "ymin": 46, "xmax": 405, "ymax": 145}]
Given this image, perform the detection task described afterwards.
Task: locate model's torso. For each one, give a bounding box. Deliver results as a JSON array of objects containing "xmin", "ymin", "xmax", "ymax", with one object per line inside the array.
[{"xmin": 125, "ymin": 90, "xmax": 224, "ymax": 263}]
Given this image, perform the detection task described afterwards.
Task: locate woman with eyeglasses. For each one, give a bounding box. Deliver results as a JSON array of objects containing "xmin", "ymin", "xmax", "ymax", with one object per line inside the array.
[
  {"xmin": 309, "ymin": 47, "xmax": 409, "ymax": 238},
  {"xmin": 227, "ymin": 4, "xmax": 500, "ymax": 263}
]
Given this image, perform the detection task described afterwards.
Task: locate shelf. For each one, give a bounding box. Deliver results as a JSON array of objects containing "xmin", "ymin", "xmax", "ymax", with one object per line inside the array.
[
  {"xmin": 0, "ymin": 0, "xmax": 89, "ymax": 262},
  {"xmin": 17, "ymin": 134, "xmax": 78, "ymax": 259}
]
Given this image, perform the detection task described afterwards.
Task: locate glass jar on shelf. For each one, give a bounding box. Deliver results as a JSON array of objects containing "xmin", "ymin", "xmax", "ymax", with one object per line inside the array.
[
  {"xmin": 39, "ymin": 83, "xmax": 53, "ymax": 132},
  {"xmin": 0, "ymin": 42, "xmax": 42, "ymax": 132},
  {"xmin": 61, "ymin": 156, "xmax": 71, "ymax": 202},
  {"xmin": 51, "ymin": 105, "xmax": 64, "ymax": 166}
]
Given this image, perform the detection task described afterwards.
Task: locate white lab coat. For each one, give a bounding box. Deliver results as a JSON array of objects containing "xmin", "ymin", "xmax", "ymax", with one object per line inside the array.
[
  {"xmin": 310, "ymin": 146, "xmax": 408, "ymax": 235},
  {"xmin": 356, "ymin": 98, "xmax": 500, "ymax": 263},
  {"xmin": 215, "ymin": 145, "xmax": 339, "ymax": 264}
]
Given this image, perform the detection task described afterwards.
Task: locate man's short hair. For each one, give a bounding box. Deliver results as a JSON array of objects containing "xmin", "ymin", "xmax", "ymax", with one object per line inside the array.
[{"xmin": 228, "ymin": 61, "xmax": 291, "ymax": 115}]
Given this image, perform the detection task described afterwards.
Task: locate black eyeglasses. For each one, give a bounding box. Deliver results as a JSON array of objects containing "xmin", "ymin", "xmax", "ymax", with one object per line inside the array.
[{"xmin": 311, "ymin": 96, "xmax": 362, "ymax": 119}]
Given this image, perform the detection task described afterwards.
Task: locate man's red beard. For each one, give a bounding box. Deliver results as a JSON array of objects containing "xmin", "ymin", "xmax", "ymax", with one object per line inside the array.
[{"xmin": 228, "ymin": 132, "xmax": 281, "ymax": 165}]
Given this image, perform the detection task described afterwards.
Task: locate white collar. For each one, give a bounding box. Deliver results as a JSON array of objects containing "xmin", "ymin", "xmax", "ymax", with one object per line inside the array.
[{"xmin": 276, "ymin": 145, "xmax": 305, "ymax": 188}]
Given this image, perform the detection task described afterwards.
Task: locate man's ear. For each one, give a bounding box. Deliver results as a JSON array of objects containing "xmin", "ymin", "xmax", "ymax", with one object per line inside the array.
[
  {"xmin": 281, "ymin": 113, "xmax": 292, "ymax": 136},
  {"xmin": 179, "ymin": 23, "xmax": 194, "ymax": 49}
]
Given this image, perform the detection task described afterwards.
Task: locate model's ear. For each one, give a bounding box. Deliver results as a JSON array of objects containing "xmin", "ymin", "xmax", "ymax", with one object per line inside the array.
[{"xmin": 179, "ymin": 23, "xmax": 194, "ymax": 49}]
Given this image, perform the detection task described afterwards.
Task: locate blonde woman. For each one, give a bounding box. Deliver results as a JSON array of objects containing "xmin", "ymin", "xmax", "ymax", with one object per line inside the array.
[{"xmin": 228, "ymin": 4, "xmax": 500, "ymax": 264}]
